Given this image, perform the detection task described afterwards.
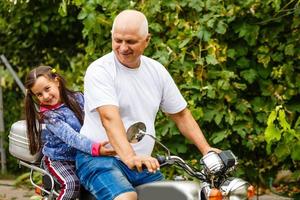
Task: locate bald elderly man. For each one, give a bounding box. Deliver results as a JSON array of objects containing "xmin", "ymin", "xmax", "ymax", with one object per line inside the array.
[{"xmin": 76, "ymin": 9, "xmax": 218, "ymax": 200}]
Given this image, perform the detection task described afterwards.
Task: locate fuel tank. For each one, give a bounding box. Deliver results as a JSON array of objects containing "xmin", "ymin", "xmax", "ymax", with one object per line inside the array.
[{"xmin": 136, "ymin": 180, "xmax": 204, "ymax": 200}]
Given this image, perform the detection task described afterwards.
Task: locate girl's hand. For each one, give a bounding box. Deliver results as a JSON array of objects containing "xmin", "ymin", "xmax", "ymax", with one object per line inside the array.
[{"xmin": 99, "ymin": 141, "xmax": 116, "ymax": 156}]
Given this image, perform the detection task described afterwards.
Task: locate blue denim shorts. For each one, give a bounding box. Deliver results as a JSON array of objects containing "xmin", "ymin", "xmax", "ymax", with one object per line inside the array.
[{"xmin": 75, "ymin": 151, "xmax": 164, "ymax": 200}]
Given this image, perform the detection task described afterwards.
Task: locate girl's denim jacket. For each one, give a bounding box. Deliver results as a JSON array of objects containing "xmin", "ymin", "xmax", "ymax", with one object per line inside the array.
[{"xmin": 40, "ymin": 92, "xmax": 100, "ymax": 161}]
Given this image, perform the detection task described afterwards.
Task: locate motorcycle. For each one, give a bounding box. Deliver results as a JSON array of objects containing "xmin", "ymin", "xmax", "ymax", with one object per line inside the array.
[{"xmin": 9, "ymin": 120, "xmax": 255, "ymax": 200}]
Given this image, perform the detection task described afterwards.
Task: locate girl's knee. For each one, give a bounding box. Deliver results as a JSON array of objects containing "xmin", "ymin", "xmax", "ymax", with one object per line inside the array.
[{"xmin": 60, "ymin": 180, "xmax": 80, "ymax": 199}]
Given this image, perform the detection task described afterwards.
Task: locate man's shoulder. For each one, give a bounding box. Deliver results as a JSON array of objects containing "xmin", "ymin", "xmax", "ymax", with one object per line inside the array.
[
  {"xmin": 88, "ymin": 52, "xmax": 115, "ymax": 70},
  {"xmin": 86, "ymin": 52, "xmax": 116, "ymax": 75}
]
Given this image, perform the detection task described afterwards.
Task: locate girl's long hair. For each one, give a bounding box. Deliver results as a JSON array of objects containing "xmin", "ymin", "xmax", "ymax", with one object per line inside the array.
[{"xmin": 25, "ymin": 66, "xmax": 83, "ymax": 155}]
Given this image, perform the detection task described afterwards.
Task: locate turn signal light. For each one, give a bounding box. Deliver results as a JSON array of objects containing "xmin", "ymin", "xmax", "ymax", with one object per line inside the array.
[
  {"xmin": 209, "ymin": 188, "xmax": 223, "ymax": 200},
  {"xmin": 247, "ymin": 185, "xmax": 255, "ymax": 199},
  {"xmin": 35, "ymin": 186, "xmax": 42, "ymax": 195}
]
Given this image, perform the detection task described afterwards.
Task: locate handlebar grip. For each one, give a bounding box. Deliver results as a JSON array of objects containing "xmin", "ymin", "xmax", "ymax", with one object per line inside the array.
[
  {"xmin": 156, "ymin": 155, "xmax": 169, "ymax": 167},
  {"xmin": 134, "ymin": 155, "xmax": 167, "ymax": 171}
]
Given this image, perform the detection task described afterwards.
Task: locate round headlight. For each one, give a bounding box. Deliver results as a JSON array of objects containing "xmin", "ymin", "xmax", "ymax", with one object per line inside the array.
[
  {"xmin": 220, "ymin": 177, "xmax": 253, "ymax": 200},
  {"xmin": 201, "ymin": 151, "xmax": 224, "ymax": 174}
]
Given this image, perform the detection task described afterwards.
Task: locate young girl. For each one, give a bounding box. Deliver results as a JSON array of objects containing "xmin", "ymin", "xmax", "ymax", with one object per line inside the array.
[{"xmin": 24, "ymin": 66, "xmax": 115, "ymax": 200}]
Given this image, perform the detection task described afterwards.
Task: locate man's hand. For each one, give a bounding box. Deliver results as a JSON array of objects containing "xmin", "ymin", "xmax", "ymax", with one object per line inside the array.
[
  {"xmin": 205, "ymin": 147, "xmax": 222, "ymax": 154},
  {"xmin": 124, "ymin": 155, "xmax": 160, "ymax": 173}
]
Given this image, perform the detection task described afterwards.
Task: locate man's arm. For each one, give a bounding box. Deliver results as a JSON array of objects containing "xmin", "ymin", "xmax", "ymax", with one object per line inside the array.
[
  {"xmin": 168, "ymin": 108, "xmax": 214, "ymax": 155},
  {"xmin": 97, "ymin": 105, "xmax": 160, "ymax": 172}
]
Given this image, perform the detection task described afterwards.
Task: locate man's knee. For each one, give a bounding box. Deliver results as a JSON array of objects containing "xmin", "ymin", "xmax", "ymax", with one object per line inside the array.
[{"xmin": 114, "ymin": 191, "xmax": 137, "ymax": 200}]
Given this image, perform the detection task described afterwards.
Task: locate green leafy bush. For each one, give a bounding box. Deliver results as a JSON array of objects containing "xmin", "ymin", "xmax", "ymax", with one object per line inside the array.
[{"xmin": 0, "ymin": 0, "xmax": 299, "ymax": 189}]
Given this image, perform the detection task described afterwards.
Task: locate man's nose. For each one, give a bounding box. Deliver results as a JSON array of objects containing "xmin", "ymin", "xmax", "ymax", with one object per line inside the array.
[{"xmin": 120, "ymin": 42, "xmax": 129, "ymax": 52}]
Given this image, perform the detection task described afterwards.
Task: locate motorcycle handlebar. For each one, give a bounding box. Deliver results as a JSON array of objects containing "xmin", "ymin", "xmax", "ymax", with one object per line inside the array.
[
  {"xmin": 156, "ymin": 154, "xmax": 207, "ymax": 181},
  {"xmin": 155, "ymin": 151, "xmax": 237, "ymax": 182}
]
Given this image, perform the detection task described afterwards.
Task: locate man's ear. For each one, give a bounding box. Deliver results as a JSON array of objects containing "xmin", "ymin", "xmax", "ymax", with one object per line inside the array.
[
  {"xmin": 145, "ymin": 34, "xmax": 151, "ymax": 48},
  {"xmin": 146, "ymin": 34, "xmax": 151, "ymax": 42}
]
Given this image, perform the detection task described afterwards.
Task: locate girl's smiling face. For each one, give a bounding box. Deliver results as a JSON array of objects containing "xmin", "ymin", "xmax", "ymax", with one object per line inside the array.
[{"xmin": 30, "ymin": 75, "xmax": 61, "ymax": 106}]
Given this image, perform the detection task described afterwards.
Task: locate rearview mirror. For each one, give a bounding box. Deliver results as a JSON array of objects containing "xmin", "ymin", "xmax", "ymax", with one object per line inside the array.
[{"xmin": 126, "ymin": 122, "xmax": 146, "ymax": 143}]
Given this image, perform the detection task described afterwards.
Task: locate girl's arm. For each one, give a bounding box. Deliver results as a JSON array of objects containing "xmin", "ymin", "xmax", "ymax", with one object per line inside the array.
[{"xmin": 44, "ymin": 112, "xmax": 114, "ymax": 156}]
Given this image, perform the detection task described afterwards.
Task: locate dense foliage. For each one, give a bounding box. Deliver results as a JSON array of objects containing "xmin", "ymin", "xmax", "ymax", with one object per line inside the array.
[{"xmin": 1, "ymin": 0, "xmax": 300, "ymax": 189}]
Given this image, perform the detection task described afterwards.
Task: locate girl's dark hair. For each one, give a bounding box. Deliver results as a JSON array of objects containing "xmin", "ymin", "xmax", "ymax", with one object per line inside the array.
[{"xmin": 25, "ymin": 66, "xmax": 83, "ymax": 155}]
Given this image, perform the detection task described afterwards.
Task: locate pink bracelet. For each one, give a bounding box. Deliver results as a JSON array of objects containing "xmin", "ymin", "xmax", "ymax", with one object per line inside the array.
[{"xmin": 92, "ymin": 143, "xmax": 102, "ymax": 156}]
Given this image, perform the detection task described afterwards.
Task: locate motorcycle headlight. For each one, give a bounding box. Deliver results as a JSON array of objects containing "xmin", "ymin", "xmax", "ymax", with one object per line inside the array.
[
  {"xmin": 201, "ymin": 151, "xmax": 224, "ymax": 174},
  {"xmin": 219, "ymin": 177, "xmax": 255, "ymax": 200}
]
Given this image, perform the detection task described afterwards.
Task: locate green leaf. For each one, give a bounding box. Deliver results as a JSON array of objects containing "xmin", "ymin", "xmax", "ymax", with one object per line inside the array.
[
  {"xmin": 214, "ymin": 112, "xmax": 223, "ymax": 125},
  {"xmin": 197, "ymin": 26, "xmax": 211, "ymax": 42},
  {"xmin": 294, "ymin": 116, "xmax": 300, "ymax": 129},
  {"xmin": 271, "ymin": 52, "xmax": 284, "ymax": 62},
  {"xmin": 225, "ymin": 111, "xmax": 235, "ymax": 125},
  {"xmin": 152, "ymin": 50, "xmax": 170, "ymax": 66},
  {"xmin": 291, "ymin": 142, "xmax": 300, "ymax": 160},
  {"xmin": 278, "ymin": 109, "xmax": 290, "ymax": 131},
  {"xmin": 207, "ymin": 18, "xmax": 216, "ymax": 28},
  {"xmin": 240, "ymin": 69, "xmax": 257, "ymax": 84},
  {"xmin": 235, "ymin": 46, "xmax": 248, "ymax": 57},
  {"xmin": 258, "ymin": 46, "xmax": 269, "ymax": 54},
  {"xmin": 176, "ymin": 144, "xmax": 187, "ymax": 153},
  {"xmin": 188, "ymin": 0, "xmax": 204, "ymax": 12},
  {"xmin": 227, "ymin": 49, "xmax": 236, "ymax": 59},
  {"xmin": 203, "ymin": 108, "xmax": 217, "ymax": 122},
  {"xmin": 191, "ymin": 108, "xmax": 203, "ymax": 121},
  {"xmin": 284, "ymin": 44, "xmax": 295, "ymax": 56},
  {"xmin": 58, "ymin": 0, "xmax": 68, "ymax": 17},
  {"xmin": 264, "ymin": 124, "xmax": 281, "ymax": 143},
  {"xmin": 267, "ymin": 110, "xmax": 277, "ymax": 126},
  {"xmin": 206, "ymin": 54, "xmax": 218, "ymax": 65},
  {"xmin": 234, "ymin": 23, "xmax": 259, "ymax": 46},
  {"xmin": 236, "ymin": 99, "xmax": 251, "ymax": 113},
  {"xmin": 179, "ymin": 38, "xmax": 190, "ymax": 48},
  {"xmin": 216, "ymin": 20, "xmax": 227, "ymax": 34},
  {"xmin": 257, "ymin": 54, "xmax": 271, "ymax": 68},
  {"xmin": 211, "ymin": 130, "xmax": 227, "ymax": 144},
  {"xmin": 207, "ymin": 87, "xmax": 216, "ymax": 98},
  {"xmin": 232, "ymin": 82, "xmax": 247, "ymax": 90},
  {"xmin": 78, "ymin": 9, "xmax": 88, "ymax": 20},
  {"xmin": 149, "ymin": 23, "xmax": 163, "ymax": 33},
  {"xmin": 236, "ymin": 57, "xmax": 250, "ymax": 68},
  {"xmin": 291, "ymin": 170, "xmax": 300, "ymax": 180},
  {"xmin": 41, "ymin": 24, "xmax": 48, "ymax": 33},
  {"xmin": 266, "ymin": 143, "xmax": 272, "ymax": 154},
  {"xmin": 271, "ymin": 0, "xmax": 282, "ymax": 11},
  {"xmin": 274, "ymin": 142, "xmax": 290, "ymax": 161},
  {"xmin": 233, "ymin": 124, "xmax": 247, "ymax": 138}
]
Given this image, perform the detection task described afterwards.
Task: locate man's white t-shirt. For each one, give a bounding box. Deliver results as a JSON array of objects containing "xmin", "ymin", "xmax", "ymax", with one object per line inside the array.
[{"xmin": 80, "ymin": 52, "xmax": 187, "ymax": 156}]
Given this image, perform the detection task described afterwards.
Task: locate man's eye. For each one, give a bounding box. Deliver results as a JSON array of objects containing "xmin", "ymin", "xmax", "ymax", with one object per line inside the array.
[{"xmin": 127, "ymin": 40, "xmax": 136, "ymax": 44}]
